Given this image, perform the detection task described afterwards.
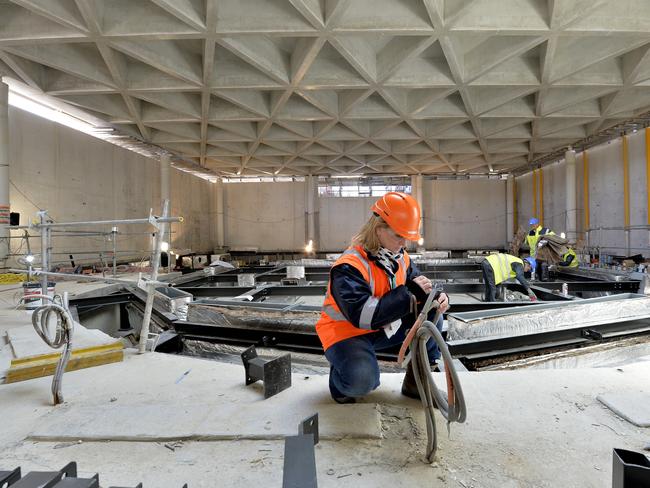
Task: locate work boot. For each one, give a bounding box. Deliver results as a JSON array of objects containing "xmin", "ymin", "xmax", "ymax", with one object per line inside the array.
[
  {"xmin": 401, "ymin": 362, "xmax": 420, "ymax": 399},
  {"xmin": 401, "ymin": 362, "xmax": 438, "ymax": 409},
  {"xmin": 333, "ymin": 395, "xmax": 357, "ymax": 404}
]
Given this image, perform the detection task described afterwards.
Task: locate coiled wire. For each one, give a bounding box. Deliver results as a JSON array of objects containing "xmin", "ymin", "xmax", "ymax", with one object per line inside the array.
[
  {"xmin": 409, "ymin": 293, "xmax": 467, "ymax": 463},
  {"xmin": 31, "ymin": 296, "xmax": 74, "ymax": 404}
]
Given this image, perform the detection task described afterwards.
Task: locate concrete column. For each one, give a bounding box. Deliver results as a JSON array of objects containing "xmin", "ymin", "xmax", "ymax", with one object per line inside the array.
[
  {"xmin": 565, "ymin": 148, "xmax": 577, "ymax": 242},
  {"xmin": 506, "ymin": 175, "xmax": 515, "ymax": 245},
  {"xmin": 215, "ymin": 178, "xmax": 225, "ymax": 248},
  {"xmin": 411, "ymin": 174, "xmax": 424, "ymax": 245},
  {"xmin": 160, "ymin": 154, "xmax": 171, "ymax": 247},
  {"xmin": 0, "ymin": 83, "xmax": 10, "ymax": 268},
  {"xmin": 304, "ymin": 175, "xmax": 316, "ymax": 251},
  {"xmin": 160, "ymin": 154, "xmax": 170, "ymax": 206}
]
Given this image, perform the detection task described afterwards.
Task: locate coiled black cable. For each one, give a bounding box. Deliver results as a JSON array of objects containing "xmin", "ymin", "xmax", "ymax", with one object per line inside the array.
[
  {"xmin": 31, "ymin": 298, "xmax": 74, "ymax": 404},
  {"xmin": 408, "ymin": 291, "xmax": 467, "ymax": 462}
]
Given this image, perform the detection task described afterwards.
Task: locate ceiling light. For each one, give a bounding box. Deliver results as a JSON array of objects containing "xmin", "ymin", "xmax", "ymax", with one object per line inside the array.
[{"xmin": 3, "ymin": 77, "xmax": 218, "ymax": 183}]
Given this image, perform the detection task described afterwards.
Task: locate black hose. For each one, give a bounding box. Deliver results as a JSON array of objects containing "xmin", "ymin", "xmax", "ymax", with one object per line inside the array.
[
  {"xmin": 408, "ymin": 291, "xmax": 467, "ymax": 462},
  {"xmin": 31, "ymin": 301, "xmax": 74, "ymax": 404}
]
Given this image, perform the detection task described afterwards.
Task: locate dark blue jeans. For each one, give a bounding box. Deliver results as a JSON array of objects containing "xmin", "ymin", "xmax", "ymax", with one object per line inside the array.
[{"xmin": 324, "ymin": 314, "xmax": 444, "ymax": 399}]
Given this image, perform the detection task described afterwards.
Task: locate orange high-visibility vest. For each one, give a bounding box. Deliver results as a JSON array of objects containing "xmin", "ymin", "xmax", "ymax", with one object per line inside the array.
[{"xmin": 315, "ymin": 245, "xmax": 410, "ymax": 351}]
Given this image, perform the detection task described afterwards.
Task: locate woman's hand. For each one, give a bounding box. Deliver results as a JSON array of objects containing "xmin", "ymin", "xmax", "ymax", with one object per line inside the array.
[
  {"xmin": 412, "ymin": 275, "xmax": 433, "ymax": 294},
  {"xmin": 436, "ymin": 292, "xmax": 449, "ymax": 313},
  {"xmin": 411, "ymin": 276, "xmax": 449, "ymax": 312}
]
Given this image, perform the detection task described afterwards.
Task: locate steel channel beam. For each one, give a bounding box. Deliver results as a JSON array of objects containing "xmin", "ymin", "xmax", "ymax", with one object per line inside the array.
[
  {"xmin": 533, "ymin": 280, "xmax": 641, "ymax": 293},
  {"xmin": 173, "ymin": 321, "xmax": 324, "ymax": 353},
  {"xmin": 180, "ymin": 281, "xmax": 639, "ymax": 299},
  {"xmin": 175, "ymin": 316, "xmax": 650, "ymax": 363},
  {"xmin": 417, "ymin": 263, "xmax": 481, "ymax": 271},
  {"xmin": 177, "ymin": 286, "xmax": 260, "ymax": 297},
  {"xmin": 69, "ymin": 293, "xmax": 136, "ymax": 309},
  {"xmin": 449, "ymin": 318, "xmax": 650, "ymax": 359}
]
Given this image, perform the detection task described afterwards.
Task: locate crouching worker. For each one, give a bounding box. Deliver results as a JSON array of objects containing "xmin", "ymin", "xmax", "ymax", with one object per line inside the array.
[
  {"xmin": 481, "ymin": 254, "xmax": 538, "ymax": 302},
  {"xmin": 316, "ymin": 192, "xmax": 449, "ymax": 404},
  {"xmin": 558, "ymin": 247, "xmax": 579, "ymax": 268}
]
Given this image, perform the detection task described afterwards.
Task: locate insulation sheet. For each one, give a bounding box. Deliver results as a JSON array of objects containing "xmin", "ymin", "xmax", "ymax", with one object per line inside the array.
[{"xmin": 448, "ymin": 295, "xmax": 650, "ymax": 341}]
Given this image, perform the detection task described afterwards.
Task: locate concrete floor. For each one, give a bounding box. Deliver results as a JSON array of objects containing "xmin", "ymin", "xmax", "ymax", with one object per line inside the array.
[
  {"xmin": 1, "ymin": 279, "xmax": 649, "ymax": 487},
  {"xmin": 1, "ymin": 349, "xmax": 649, "ymax": 488}
]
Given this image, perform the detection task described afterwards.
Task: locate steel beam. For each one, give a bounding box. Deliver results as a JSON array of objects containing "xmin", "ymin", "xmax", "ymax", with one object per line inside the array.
[{"xmin": 449, "ymin": 318, "xmax": 650, "ymax": 360}]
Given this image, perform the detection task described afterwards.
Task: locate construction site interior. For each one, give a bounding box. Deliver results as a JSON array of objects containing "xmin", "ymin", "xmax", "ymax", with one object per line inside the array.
[{"xmin": 1, "ymin": 1, "xmax": 650, "ymax": 487}]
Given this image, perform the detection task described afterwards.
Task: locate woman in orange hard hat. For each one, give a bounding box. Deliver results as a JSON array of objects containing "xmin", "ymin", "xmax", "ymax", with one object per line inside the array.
[{"xmin": 316, "ymin": 192, "xmax": 449, "ymax": 404}]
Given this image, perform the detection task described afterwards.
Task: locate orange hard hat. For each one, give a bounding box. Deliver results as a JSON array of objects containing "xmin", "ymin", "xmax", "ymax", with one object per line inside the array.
[{"xmin": 372, "ymin": 192, "xmax": 421, "ymax": 241}]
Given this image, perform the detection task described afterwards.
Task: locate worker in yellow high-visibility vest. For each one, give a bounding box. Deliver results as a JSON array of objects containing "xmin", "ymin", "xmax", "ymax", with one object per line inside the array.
[
  {"xmin": 558, "ymin": 248, "xmax": 579, "ymax": 268},
  {"xmin": 527, "ymin": 217, "xmax": 556, "ymax": 281},
  {"xmin": 481, "ymin": 254, "xmax": 537, "ymax": 302},
  {"xmin": 526, "ymin": 218, "xmax": 555, "ymax": 258}
]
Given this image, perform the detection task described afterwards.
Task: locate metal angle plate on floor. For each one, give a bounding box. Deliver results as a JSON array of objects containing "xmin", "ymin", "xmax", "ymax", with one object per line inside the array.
[
  {"xmin": 52, "ymin": 475, "xmax": 100, "ymax": 488},
  {"xmin": 1, "ymin": 464, "xmax": 188, "ymax": 488},
  {"xmin": 299, "ymin": 413, "xmax": 319, "ymax": 445},
  {"xmin": 11, "ymin": 462, "xmax": 77, "ymax": 488},
  {"xmin": 283, "ymin": 435, "xmax": 318, "ymax": 488},
  {"xmin": 612, "ymin": 448, "xmax": 650, "ymax": 488}
]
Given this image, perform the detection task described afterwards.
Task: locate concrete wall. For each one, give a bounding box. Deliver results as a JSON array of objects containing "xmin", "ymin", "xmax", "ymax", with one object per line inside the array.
[
  {"xmin": 8, "ymin": 107, "xmax": 216, "ymax": 266},
  {"xmin": 224, "ymin": 181, "xmax": 306, "ymax": 251},
  {"xmin": 319, "ymin": 196, "xmax": 375, "ymax": 251},
  {"xmin": 516, "ymin": 130, "xmax": 650, "ymax": 257},
  {"xmin": 423, "ymin": 179, "xmax": 507, "ymax": 250},
  {"xmin": 14, "ymin": 100, "xmax": 647, "ymax": 260},
  {"xmin": 224, "ymin": 181, "xmax": 511, "ymax": 253}
]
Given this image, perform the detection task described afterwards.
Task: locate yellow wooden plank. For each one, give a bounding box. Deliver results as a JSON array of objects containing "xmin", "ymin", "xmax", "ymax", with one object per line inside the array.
[
  {"xmin": 5, "ymin": 346, "xmax": 124, "ymax": 384},
  {"xmin": 10, "ymin": 342, "xmax": 123, "ymax": 366}
]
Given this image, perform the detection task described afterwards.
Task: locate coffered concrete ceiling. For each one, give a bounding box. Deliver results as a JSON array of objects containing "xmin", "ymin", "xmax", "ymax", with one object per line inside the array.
[{"xmin": 1, "ymin": 0, "xmax": 650, "ymax": 177}]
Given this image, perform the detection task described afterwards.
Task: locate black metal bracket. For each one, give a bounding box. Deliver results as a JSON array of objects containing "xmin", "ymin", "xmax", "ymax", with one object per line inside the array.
[
  {"xmin": 0, "ymin": 467, "xmax": 21, "ymax": 486},
  {"xmin": 299, "ymin": 413, "xmax": 319, "ymax": 446},
  {"xmin": 110, "ymin": 485, "xmax": 186, "ymax": 488},
  {"xmin": 0, "ymin": 463, "xmax": 188, "ymax": 488},
  {"xmin": 7, "ymin": 462, "xmax": 77, "ymax": 488},
  {"xmin": 612, "ymin": 448, "xmax": 650, "ymax": 488},
  {"xmin": 283, "ymin": 414, "xmax": 319, "ymax": 488},
  {"xmin": 582, "ymin": 328, "xmax": 604, "ymax": 340},
  {"xmin": 54, "ymin": 472, "xmax": 100, "ymax": 487},
  {"xmin": 241, "ymin": 345, "xmax": 291, "ymax": 399}
]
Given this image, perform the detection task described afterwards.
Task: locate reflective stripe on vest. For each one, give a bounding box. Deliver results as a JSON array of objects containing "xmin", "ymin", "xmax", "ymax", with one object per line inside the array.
[
  {"xmin": 342, "ymin": 248, "xmax": 375, "ymax": 292},
  {"xmin": 322, "ymin": 304, "xmax": 346, "ymax": 321},
  {"xmin": 315, "ymin": 246, "xmax": 410, "ymax": 350},
  {"xmin": 322, "ymin": 247, "xmax": 377, "ymax": 324},
  {"xmin": 359, "ymin": 296, "xmax": 379, "ymax": 330}
]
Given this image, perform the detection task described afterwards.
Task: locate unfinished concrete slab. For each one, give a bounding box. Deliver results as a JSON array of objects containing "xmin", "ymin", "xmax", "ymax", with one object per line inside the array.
[
  {"xmin": 2, "ymin": 349, "xmax": 650, "ymax": 487},
  {"xmin": 29, "ymin": 402, "xmax": 382, "ymax": 441},
  {"xmin": 597, "ymin": 392, "xmax": 650, "ymax": 427}
]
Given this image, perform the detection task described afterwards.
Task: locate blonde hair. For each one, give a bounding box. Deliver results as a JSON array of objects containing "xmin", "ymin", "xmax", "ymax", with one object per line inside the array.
[{"xmin": 352, "ymin": 214, "xmax": 388, "ymax": 254}]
